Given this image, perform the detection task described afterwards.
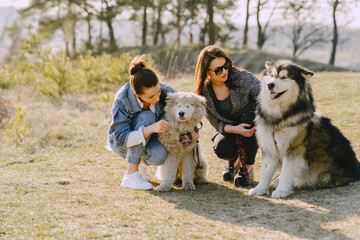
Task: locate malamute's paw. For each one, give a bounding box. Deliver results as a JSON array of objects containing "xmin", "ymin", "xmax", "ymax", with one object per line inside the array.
[
  {"xmin": 271, "ymin": 189, "xmax": 293, "ymax": 198},
  {"xmin": 248, "ymin": 186, "xmax": 269, "ymax": 196},
  {"xmin": 182, "ymin": 183, "xmax": 196, "ymax": 190},
  {"xmin": 156, "ymin": 184, "xmax": 172, "ymax": 192}
]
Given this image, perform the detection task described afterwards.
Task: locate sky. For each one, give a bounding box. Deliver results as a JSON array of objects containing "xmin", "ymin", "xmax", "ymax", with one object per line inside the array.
[{"xmin": 1, "ymin": 0, "xmax": 360, "ymax": 29}]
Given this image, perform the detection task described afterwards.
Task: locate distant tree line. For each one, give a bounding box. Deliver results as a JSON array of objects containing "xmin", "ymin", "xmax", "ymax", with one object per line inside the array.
[{"xmin": 3, "ymin": 0, "xmax": 359, "ymax": 65}]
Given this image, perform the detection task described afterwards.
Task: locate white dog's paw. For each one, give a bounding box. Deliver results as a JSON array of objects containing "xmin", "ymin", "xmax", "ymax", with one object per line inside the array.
[
  {"xmin": 156, "ymin": 184, "xmax": 172, "ymax": 192},
  {"xmin": 182, "ymin": 183, "xmax": 196, "ymax": 190},
  {"xmin": 196, "ymin": 177, "xmax": 208, "ymax": 184},
  {"xmin": 273, "ymin": 177, "xmax": 280, "ymax": 188},
  {"xmin": 248, "ymin": 186, "xmax": 269, "ymax": 196},
  {"xmin": 271, "ymin": 189, "xmax": 293, "ymax": 198}
]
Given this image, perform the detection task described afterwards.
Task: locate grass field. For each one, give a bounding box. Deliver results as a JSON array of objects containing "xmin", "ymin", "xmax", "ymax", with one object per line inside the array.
[{"xmin": 1, "ymin": 72, "xmax": 360, "ymax": 239}]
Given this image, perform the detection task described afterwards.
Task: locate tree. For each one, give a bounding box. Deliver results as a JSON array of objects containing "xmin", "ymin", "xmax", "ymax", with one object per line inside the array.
[
  {"xmin": 20, "ymin": 0, "xmax": 81, "ymax": 57},
  {"xmin": 73, "ymin": 0, "xmax": 96, "ymax": 50},
  {"xmin": 207, "ymin": 0, "xmax": 215, "ymax": 44},
  {"xmin": 327, "ymin": 0, "xmax": 359, "ymax": 65},
  {"xmin": 328, "ymin": 0, "xmax": 339, "ymax": 65},
  {"xmin": 152, "ymin": 0, "xmax": 170, "ymax": 45},
  {"xmin": 243, "ymin": 0, "xmax": 250, "ymax": 49},
  {"xmin": 102, "ymin": 0, "xmax": 118, "ymax": 51},
  {"xmin": 199, "ymin": 0, "xmax": 235, "ymax": 45},
  {"xmin": 256, "ymin": 0, "xmax": 279, "ymax": 50},
  {"xmin": 281, "ymin": 0, "xmax": 329, "ymax": 59}
]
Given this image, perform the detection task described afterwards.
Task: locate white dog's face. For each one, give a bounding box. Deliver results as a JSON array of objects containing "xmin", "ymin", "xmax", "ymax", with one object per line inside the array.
[{"xmin": 173, "ymin": 100, "xmax": 196, "ymax": 121}]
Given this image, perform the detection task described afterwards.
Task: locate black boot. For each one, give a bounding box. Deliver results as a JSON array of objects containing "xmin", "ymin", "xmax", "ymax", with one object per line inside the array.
[
  {"xmin": 222, "ymin": 159, "xmax": 235, "ymax": 181},
  {"xmin": 234, "ymin": 167, "xmax": 254, "ymax": 188}
]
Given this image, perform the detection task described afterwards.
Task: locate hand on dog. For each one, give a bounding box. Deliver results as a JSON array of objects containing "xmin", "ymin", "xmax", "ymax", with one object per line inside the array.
[
  {"xmin": 180, "ymin": 131, "xmax": 200, "ymax": 145},
  {"xmin": 226, "ymin": 123, "xmax": 256, "ymax": 137},
  {"xmin": 143, "ymin": 120, "xmax": 172, "ymax": 138}
]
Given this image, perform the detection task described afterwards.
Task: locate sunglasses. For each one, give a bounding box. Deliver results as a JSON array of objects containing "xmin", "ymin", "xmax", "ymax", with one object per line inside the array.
[{"xmin": 210, "ymin": 59, "xmax": 231, "ymax": 76}]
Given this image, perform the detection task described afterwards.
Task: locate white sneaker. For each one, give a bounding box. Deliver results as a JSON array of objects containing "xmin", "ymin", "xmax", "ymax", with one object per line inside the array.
[
  {"xmin": 139, "ymin": 163, "xmax": 151, "ymax": 181},
  {"xmin": 121, "ymin": 171, "xmax": 153, "ymax": 190}
]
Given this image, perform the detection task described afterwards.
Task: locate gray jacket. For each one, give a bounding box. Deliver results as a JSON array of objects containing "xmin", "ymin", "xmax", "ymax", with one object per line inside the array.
[
  {"xmin": 107, "ymin": 82, "xmax": 176, "ymax": 158},
  {"xmin": 201, "ymin": 69, "xmax": 261, "ymax": 134}
]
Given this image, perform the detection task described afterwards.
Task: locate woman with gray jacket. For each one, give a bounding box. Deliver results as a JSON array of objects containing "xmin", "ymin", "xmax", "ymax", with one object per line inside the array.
[{"xmin": 194, "ymin": 45, "xmax": 261, "ymax": 187}]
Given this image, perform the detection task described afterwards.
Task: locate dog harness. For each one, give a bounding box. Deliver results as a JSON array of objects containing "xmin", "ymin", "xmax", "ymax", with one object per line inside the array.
[
  {"xmin": 178, "ymin": 122, "xmax": 203, "ymax": 146},
  {"xmin": 178, "ymin": 122, "xmax": 203, "ymax": 169}
]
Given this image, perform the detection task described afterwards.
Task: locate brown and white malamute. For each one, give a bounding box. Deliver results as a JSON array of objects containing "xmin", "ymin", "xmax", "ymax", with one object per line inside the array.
[{"xmin": 249, "ymin": 60, "xmax": 360, "ymax": 198}]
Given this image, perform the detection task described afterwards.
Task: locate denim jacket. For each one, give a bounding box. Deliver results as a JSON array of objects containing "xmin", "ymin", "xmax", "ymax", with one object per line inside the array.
[{"xmin": 107, "ymin": 82, "xmax": 176, "ymax": 158}]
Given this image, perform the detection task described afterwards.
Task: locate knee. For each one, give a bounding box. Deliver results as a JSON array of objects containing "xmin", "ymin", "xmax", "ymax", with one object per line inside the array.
[
  {"xmin": 132, "ymin": 110, "xmax": 156, "ymax": 129},
  {"xmin": 213, "ymin": 142, "xmax": 238, "ymax": 160},
  {"xmin": 145, "ymin": 145, "xmax": 168, "ymax": 166}
]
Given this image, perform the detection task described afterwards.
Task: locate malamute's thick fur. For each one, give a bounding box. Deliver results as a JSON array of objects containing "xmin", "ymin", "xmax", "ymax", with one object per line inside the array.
[
  {"xmin": 249, "ymin": 60, "xmax": 360, "ymax": 198},
  {"xmin": 156, "ymin": 92, "xmax": 208, "ymax": 192}
]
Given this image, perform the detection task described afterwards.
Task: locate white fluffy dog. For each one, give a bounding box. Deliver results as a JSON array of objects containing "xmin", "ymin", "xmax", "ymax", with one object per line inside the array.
[{"xmin": 155, "ymin": 92, "xmax": 208, "ymax": 192}]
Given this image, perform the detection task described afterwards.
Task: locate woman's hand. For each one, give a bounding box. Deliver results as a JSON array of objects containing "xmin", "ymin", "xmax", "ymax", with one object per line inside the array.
[
  {"xmin": 180, "ymin": 130, "xmax": 200, "ymax": 145},
  {"xmin": 143, "ymin": 120, "xmax": 172, "ymax": 138},
  {"xmin": 224, "ymin": 123, "xmax": 256, "ymax": 137}
]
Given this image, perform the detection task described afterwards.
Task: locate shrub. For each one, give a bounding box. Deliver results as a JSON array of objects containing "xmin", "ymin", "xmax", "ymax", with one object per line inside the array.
[
  {"xmin": 0, "ymin": 97, "xmax": 10, "ymax": 127},
  {"xmin": 4, "ymin": 105, "xmax": 29, "ymax": 142}
]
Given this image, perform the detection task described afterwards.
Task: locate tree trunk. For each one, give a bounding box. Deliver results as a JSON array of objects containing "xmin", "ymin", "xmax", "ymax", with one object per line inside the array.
[
  {"xmin": 256, "ymin": 0, "xmax": 264, "ymax": 49},
  {"xmin": 243, "ymin": 0, "xmax": 250, "ymax": 49},
  {"xmin": 106, "ymin": 19, "xmax": 116, "ymax": 51},
  {"xmin": 99, "ymin": 1, "xmax": 104, "ymax": 52},
  {"xmin": 86, "ymin": 12, "xmax": 92, "ymax": 49},
  {"xmin": 189, "ymin": 23, "xmax": 193, "ymax": 44},
  {"xmin": 142, "ymin": 1, "xmax": 148, "ymax": 46},
  {"xmin": 200, "ymin": 18, "xmax": 208, "ymax": 45},
  {"xmin": 329, "ymin": 0, "xmax": 339, "ymax": 65},
  {"xmin": 104, "ymin": 1, "xmax": 116, "ymax": 51},
  {"xmin": 207, "ymin": 0, "xmax": 215, "ymax": 44},
  {"xmin": 153, "ymin": 3, "xmax": 162, "ymax": 45},
  {"xmin": 72, "ymin": 21, "xmax": 76, "ymax": 56},
  {"xmin": 176, "ymin": 0, "xmax": 181, "ymax": 45}
]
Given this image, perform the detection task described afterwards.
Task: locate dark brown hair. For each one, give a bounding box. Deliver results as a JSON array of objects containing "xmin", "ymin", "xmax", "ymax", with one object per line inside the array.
[
  {"xmin": 193, "ymin": 45, "xmax": 234, "ymax": 95},
  {"xmin": 129, "ymin": 55, "xmax": 159, "ymax": 95}
]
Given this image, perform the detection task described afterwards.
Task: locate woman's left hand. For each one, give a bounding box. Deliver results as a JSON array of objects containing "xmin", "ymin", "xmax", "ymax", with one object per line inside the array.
[{"xmin": 180, "ymin": 130, "xmax": 200, "ymax": 145}]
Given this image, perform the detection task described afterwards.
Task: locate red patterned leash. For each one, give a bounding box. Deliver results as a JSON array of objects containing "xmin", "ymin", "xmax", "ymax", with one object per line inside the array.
[{"xmin": 235, "ymin": 135, "xmax": 250, "ymax": 181}]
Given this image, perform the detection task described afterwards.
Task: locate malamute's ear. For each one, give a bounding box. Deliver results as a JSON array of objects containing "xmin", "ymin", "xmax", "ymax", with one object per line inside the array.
[
  {"xmin": 301, "ymin": 68, "xmax": 314, "ymax": 80},
  {"xmin": 265, "ymin": 61, "xmax": 273, "ymax": 69}
]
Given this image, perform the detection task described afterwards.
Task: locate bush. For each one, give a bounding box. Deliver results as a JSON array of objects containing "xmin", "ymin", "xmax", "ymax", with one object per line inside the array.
[
  {"xmin": 0, "ymin": 97, "xmax": 10, "ymax": 127},
  {"xmin": 4, "ymin": 105, "xmax": 29, "ymax": 142}
]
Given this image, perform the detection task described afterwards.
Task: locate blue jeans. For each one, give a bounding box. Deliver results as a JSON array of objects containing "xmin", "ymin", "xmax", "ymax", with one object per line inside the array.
[{"xmin": 126, "ymin": 110, "xmax": 168, "ymax": 165}]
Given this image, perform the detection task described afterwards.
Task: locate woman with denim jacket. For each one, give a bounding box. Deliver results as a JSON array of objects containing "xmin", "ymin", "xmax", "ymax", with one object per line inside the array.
[
  {"xmin": 194, "ymin": 45, "xmax": 261, "ymax": 187},
  {"xmin": 107, "ymin": 55, "xmax": 198, "ymax": 190}
]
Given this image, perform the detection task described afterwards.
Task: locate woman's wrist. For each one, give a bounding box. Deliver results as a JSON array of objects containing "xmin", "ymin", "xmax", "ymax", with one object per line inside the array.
[
  {"xmin": 224, "ymin": 124, "xmax": 235, "ymax": 133},
  {"xmin": 142, "ymin": 124, "xmax": 154, "ymax": 138}
]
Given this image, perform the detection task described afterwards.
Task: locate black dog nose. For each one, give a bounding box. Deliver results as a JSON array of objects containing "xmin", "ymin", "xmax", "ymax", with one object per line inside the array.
[
  {"xmin": 179, "ymin": 111, "xmax": 185, "ymax": 117},
  {"xmin": 267, "ymin": 82, "xmax": 275, "ymax": 90}
]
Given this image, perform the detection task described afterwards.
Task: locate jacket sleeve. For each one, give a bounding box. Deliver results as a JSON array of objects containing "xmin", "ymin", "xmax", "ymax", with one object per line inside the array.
[
  {"xmin": 108, "ymin": 103, "xmax": 132, "ymax": 148},
  {"xmin": 205, "ymin": 107, "xmax": 226, "ymax": 134}
]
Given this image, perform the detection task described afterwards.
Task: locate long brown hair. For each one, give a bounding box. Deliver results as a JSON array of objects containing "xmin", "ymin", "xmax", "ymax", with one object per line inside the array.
[
  {"xmin": 129, "ymin": 55, "xmax": 159, "ymax": 95},
  {"xmin": 193, "ymin": 45, "xmax": 233, "ymax": 95}
]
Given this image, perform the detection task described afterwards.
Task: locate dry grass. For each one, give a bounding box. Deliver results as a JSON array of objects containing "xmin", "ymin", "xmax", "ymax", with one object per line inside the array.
[{"xmin": 0, "ymin": 72, "xmax": 360, "ymax": 239}]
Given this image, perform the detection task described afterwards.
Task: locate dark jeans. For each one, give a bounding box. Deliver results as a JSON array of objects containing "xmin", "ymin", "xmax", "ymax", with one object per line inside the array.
[{"xmin": 211, "ymin": 111, "xmax": 258, "ymax": 165}]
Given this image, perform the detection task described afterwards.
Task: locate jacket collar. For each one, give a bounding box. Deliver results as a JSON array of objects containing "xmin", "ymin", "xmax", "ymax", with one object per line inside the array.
[
  {"xmin": 203, "ymin": 81, "xmax": 234, "ymax": 124},
  {"xmin": 127, "ymin": 83, "xmax": 161, "ymax": 117}
]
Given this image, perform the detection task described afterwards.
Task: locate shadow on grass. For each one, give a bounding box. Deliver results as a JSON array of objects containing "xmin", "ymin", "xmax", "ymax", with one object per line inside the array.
[{"xmin": 149, "ymin": 181, "xmax": 360, "ymax": 239}]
